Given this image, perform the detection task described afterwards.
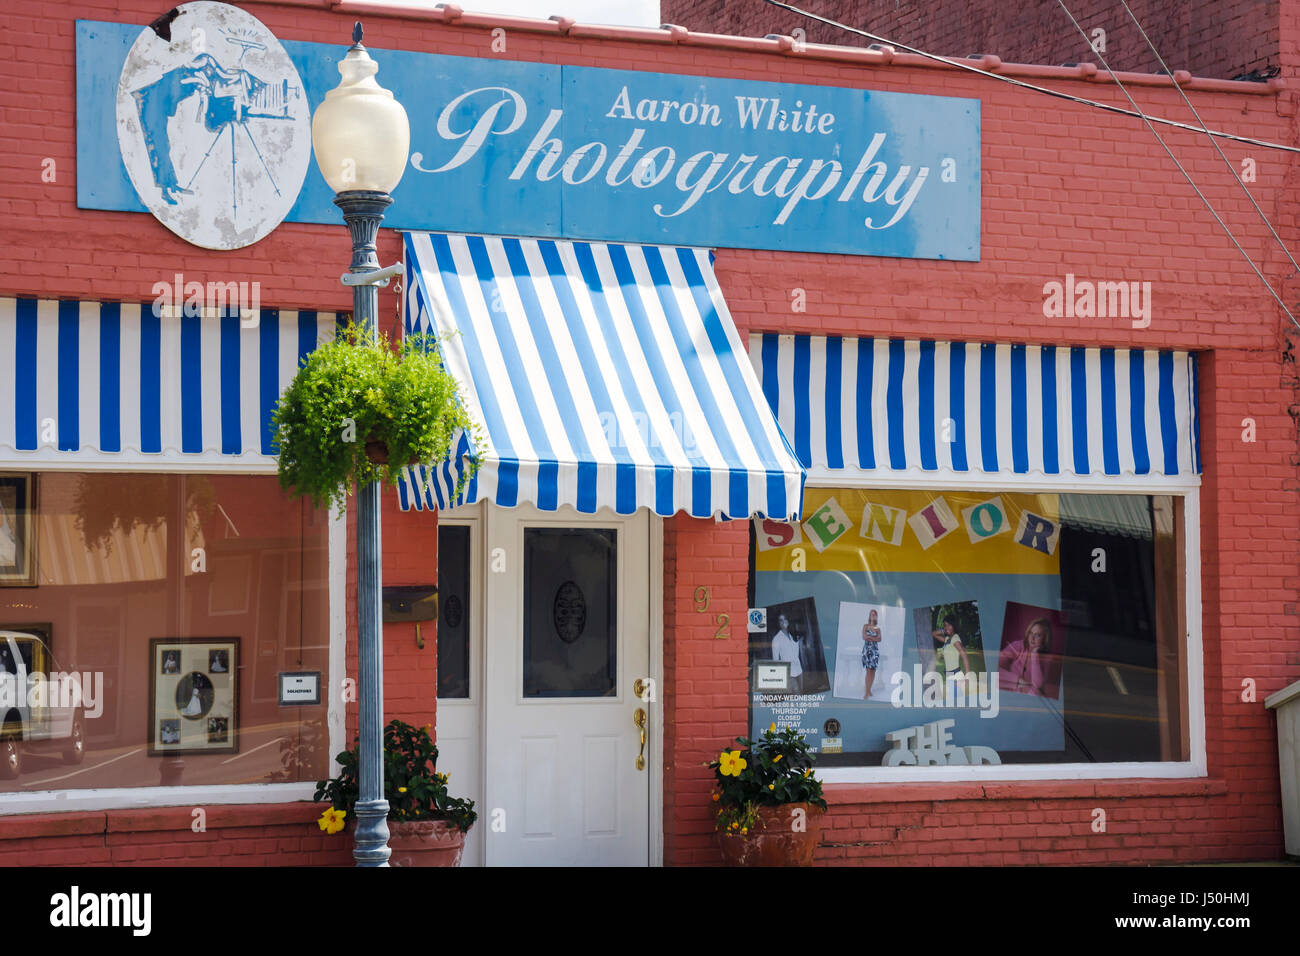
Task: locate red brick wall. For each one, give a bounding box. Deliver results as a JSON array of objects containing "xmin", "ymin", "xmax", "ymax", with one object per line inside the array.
[
  {"xmin": 1, "ymin": 1, "xmax": 1296, "ymax": 865},
  {"xmin": 665, "ymin": 0, "xmax": 1283, "ymax": 80},
  {"xmin": 0, "ymin": 804, "xmax": 351, "ymax": 867}
]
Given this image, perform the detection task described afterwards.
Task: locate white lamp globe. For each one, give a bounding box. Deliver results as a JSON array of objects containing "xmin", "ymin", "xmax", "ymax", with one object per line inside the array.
[{"xmin": 311, "ymin": 24, "xmax": 410, "ymax": 195}]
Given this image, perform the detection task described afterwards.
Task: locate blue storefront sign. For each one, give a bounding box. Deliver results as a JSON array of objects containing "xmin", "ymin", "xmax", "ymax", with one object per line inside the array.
[{"xmin": 78, "ymin": 16, "xmax": 980, "ymax": 259}]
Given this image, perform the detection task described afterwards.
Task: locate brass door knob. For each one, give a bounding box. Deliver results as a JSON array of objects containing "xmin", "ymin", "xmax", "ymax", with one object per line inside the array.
[{"xmin": 634, "ymin": 707, "xmax": 647, "ymax": 770}]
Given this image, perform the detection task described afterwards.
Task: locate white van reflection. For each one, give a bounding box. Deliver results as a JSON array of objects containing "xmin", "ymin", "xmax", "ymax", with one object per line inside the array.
[{"xmin": 0, "ymin": 629, "xmax": 86, "ymax": 779}]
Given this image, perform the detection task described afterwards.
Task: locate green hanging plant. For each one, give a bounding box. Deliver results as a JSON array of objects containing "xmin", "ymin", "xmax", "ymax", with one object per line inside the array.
[{"xmin": 271, "ymin": 320, "xmax": 477, "ymax": 512}]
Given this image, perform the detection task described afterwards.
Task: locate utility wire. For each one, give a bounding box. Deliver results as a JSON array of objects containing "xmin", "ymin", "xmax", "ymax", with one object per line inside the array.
[
  {"xmin": 759, "ymin": 0, "xmax": 1300, "ymax": 329},
  {"xmin": 759, "ymin": 0, "xmax": 1300, "ymax": 155},
  {"xmin": 1115, "ymin": 0, "xmax": 1300, "ymax": 281},
  {"xmin": 1053, "ymin": 0, "xmax": 1299, "ymax": 329}
]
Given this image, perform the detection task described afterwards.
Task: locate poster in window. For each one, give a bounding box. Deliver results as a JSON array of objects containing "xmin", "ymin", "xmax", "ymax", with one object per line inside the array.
[
  {"xmin": 753, "ymin": 488, "xmax": 1068, "ymax": 759},
  {"xmin": 148, "ymin": 638, "xmax": 239, "ymax": 756},
  {"xmin": 0, "ymin": 473, "xmax": 37, "ymax": 587},
  {"xmin": 749, "ymin": 597, "xmax": 829, "ymax": 696}
]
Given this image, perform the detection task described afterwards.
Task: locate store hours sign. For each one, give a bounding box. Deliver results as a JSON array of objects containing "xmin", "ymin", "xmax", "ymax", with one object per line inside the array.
[{"xmin": 77, "ymin": 10, "xmax": 981, "ymax": 258}]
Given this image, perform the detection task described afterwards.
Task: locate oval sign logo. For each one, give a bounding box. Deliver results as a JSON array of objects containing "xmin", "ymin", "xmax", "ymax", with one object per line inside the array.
[{"xmin": 115, "ymin": 1, "xmax": 310, "ymax": 250}]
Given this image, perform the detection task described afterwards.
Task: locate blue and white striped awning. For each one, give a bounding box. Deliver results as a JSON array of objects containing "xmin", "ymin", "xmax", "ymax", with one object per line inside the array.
[
  {"xmin": 0, "ymin": 298, "xmax": 337, "ymax": 469},
  {"xmin": 751, "ymin": 334, "xmax": 1200, "ymax": 481},
  {"xmin": 398, "ymin": 233, "xmax": 804, "ymax": 519}
]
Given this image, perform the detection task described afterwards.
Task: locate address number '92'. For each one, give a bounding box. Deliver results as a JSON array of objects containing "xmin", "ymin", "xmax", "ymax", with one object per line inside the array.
[{"xmin": 693, "ymin": 585, "xmax": 729, "ymax": 639}]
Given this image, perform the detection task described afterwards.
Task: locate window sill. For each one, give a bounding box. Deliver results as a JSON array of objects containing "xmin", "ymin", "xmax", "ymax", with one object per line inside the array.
[{"xmin": 823, "ymin": 777, "xmax": 1228, "ymax": 805}]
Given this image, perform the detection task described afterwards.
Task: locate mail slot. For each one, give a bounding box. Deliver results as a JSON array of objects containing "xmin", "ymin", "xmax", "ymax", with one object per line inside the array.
[{"xmin": 382, "ymin": 585, "xmax": 438, "ymax": 623}]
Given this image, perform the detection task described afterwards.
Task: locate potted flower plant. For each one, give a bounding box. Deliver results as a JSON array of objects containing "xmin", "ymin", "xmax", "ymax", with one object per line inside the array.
[
  {"xmin": 709, "ymin": 723, "xmax": 828, "ymax": 866},
  {"xmin": 315, "ymin": 718, "xmax": 477, "ymax": 867},
  {"xmin": 271, "ymin": 321, "xmax": 476, "ymax": 511}
]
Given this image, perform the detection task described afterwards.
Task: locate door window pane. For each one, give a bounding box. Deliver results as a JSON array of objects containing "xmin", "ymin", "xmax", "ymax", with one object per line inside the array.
[
  {"xmin": 437, "ymin": 525, "xmax": 470, "ymax": 699},
  {"xmin": 523, "ymin": 528, "xmax": 616, "ymax": 698}
]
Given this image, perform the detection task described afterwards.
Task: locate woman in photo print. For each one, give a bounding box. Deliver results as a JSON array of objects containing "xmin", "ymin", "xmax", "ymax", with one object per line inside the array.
[
  {"xmin": 931, "ymin": 618, "xmax": 971, "ymax": 703},
  {"xmin": 999, "ymin": 618, "xmax": 1053, "ymax": 696},
  {"xmin": 861, "ymin": 608, "xmax": 882, "ymax": 699}
]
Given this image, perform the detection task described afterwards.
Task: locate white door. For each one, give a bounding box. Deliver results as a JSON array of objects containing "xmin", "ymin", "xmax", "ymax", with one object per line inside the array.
[{"xmin": 478, "ymin": 503, "xmax": 652, "ymax": 866}]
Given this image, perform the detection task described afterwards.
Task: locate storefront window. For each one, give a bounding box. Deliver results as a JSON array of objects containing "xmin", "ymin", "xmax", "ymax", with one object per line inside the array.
[
  {"xmin": 749, "ymin": 488, "xmax": 1189, "ymax": 769},
  {"xmin": 0, "ymin": 472, "xmax": 330, "ymax": 792}
]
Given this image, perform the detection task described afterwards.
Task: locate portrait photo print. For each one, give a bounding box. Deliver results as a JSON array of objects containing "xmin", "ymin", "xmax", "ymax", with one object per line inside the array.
[
  {"xmin": 832, "ymin": 602, "xmax": 907, "ymax": 702},
  {"xmin": 997, "ymin": 602, "xmax": 1068, "ymax": 700},
  {"xmin": 913, "ymin": 599, "xmax": 986, "ymax": 678},
  {"xmin": 751, "ymin": 597, "xmax": 829, "ymax": 695}
]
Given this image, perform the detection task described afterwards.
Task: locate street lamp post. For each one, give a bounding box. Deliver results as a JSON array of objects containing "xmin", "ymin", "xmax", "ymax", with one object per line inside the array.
[{"xmin": 311, "ymin": 21, "xmax": 410, "ymax": 868}]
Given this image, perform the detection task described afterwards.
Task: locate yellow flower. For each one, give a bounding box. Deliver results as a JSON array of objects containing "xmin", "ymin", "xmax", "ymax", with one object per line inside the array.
[
  {"xmin": 740, "ymin": 828, "xmax": 748, "ymax": 835},
  {"xmin": 768, "ymin": 784, "xmax": 775, "ymax": 790},
  {"xmin": 768, "ymin": 722, "xmax": 776, "ymax": 733},
  {"xmin": 803, "ymin": 769, "xmax": 812, "ymax": 777},
  {"xmin": 730, "ymin": 821, "xmax": 739, "ymax": 830},
  {"xmin": 397, "ymin": 786, "xmax": 407, "ymax": 793},
  {"xmin": 711, "ymin": 792, "xmax": 720, "ymax": 801},
  {"xmin": 773, "ymin": 754, "xmax": 782, "ymax": 762},
  {"xmin": 718, "ymin": 750, "xmax": 747, "ymax": 777},
  {"xmin": 317, "ymin": 808, "xmax": 347, "ymax": 835}
]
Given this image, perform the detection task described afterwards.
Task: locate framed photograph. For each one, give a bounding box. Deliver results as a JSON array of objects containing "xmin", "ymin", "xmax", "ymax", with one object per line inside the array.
[
  {"xmin": 748, "ymin": 596, "xmax": 829, "ymax": 696},
  {"xmin": 0, "ymin": 473, "xmax": 37, "ymax": 587},
  {"xmin": 148, "ymin": 638, "xmax": 239, "ymax": 756}
]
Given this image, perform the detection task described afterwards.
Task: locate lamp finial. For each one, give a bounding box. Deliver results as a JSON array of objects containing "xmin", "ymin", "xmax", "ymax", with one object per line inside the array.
[{"xmin": 352, "ymin": 21, "xmax": 364, "ymax": 47}]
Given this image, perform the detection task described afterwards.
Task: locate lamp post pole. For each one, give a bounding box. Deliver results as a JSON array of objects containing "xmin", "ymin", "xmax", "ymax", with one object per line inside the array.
[
  {"xmin": 311, "ymin": 21, "xmax": 410, "ymax": 868},
  {"xmin": 340, "ymin": 190, "xmax": 393, "ymax": 867}
]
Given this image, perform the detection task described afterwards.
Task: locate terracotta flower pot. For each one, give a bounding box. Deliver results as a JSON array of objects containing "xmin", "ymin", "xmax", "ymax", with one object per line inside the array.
[
  {"xmin": 387, "ymin": 819, "xmax": 468, "ymax": 867},
  {"xmin": 717, "ymin": 803, "xmax": 824, "ymax": 867}
]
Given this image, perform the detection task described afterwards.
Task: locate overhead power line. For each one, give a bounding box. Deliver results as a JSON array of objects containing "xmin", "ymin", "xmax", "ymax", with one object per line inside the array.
[
  {"xmin": 1053, "ymin": 0, "xmax": 1298, "ymax": 330},
  {"xmin": 1113, "ymin": 0, "xmax": 1300, "ymax": 281},
  {"xmin": 759, "ymin": 0, "xmax": 1300, "ymax": 330},
  {"xmin": 759, "ymin": 0, "xmax": 1300, "ymax": 155}
]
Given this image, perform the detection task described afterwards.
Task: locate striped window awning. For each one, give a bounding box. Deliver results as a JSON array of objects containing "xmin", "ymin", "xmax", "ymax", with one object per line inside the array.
[
  {"xmin": 751, "ymin": 334, "xmax": 1200, "ymax": 482},
  {"xmin": 398, "ymin": 233, "xmax": 805, "ymax": 519},
  {"xmin": 0, "ymin": 298, "xmax": 337, "ymax": 469}
]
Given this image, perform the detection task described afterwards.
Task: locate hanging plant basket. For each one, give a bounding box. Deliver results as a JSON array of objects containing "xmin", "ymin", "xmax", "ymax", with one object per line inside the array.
[
  {"xmin": 271, "ymin": 321, "xmax": 477, "ymax": 510},
  {"xmin": 363, "ymin": 428, "xmax": 419, "ymax": 467}
]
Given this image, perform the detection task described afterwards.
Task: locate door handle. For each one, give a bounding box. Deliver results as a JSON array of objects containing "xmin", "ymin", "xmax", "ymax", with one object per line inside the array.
[{"xmin": 633, "ymin": 707, "xmax": 647, "ymax": 771}]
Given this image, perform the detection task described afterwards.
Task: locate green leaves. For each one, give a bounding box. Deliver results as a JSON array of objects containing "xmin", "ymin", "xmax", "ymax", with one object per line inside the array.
[
  {"xmin": 272, "ymin": 322, "xmax": 478, "ymax": 512},
  {"xmin": 313, "ymin": 718, "xmax": 478, "ymax": 833},
  {"xmin": 706, "ymin": 724, "xmax": 828, "ymax": 822}
]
